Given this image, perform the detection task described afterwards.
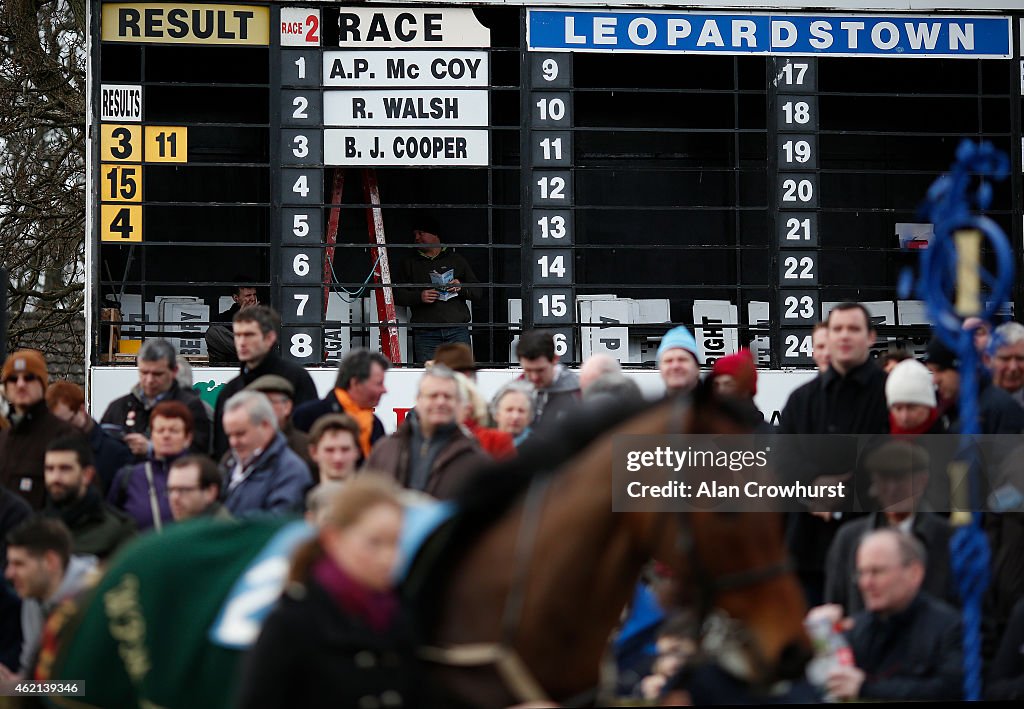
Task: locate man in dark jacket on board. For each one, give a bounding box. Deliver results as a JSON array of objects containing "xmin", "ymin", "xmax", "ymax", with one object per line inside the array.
[{"xmin": 394, "ymin": 218, "xmax": 483, "ymax": 364}]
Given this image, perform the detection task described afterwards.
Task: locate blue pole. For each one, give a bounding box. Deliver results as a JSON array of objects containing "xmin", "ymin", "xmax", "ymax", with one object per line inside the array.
[{"xmin": 912, "ymin": 139, "xmax": 1011, "ymax": 701}]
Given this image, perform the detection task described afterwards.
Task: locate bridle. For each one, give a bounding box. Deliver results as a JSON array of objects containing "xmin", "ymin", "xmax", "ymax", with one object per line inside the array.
[
  {"xmin": 659, "ymin": 394, "xmax": 796, "ymax": 684},
  {"xmin": 664, "ymin": 394, "xmax": 793, "ymax": 602},
  {"xmin": 665, "ymin": 509, "xmax": 794, "ymax": 684},
  {"xmin": 420, "ymin": 472, "xmax": 617, "ymax": 707},
  {"xmin": 670, "ymin": 510, "xmax": 794, "ymax": 622}
]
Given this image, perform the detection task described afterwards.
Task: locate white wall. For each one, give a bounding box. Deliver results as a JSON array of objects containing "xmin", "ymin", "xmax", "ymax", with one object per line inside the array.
[{"xmin": 89, "ymin": 366, "xmax": 817, "ymax": 433}]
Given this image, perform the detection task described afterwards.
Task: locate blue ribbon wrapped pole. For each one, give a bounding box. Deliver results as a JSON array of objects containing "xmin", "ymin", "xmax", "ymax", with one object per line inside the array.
[{"xmin": 907, "ymin": 139, "xmax": 1012, "ymax": 701}]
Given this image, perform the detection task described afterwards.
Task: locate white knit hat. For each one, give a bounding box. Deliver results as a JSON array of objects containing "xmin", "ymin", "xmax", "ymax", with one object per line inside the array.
[{"xmin": 885, "ymin": 359, "xmax": 937, "ymax": 408}]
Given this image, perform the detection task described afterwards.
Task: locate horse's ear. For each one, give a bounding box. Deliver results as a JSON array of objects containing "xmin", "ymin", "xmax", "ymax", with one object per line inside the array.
[
  {"xmin": 691, "ymin": 375, "xmax": 756, "ymax": 431},
  {"xmin": 666, "ymin": 377, "xmax": 715, "ymax": 436},
  {"xmin": 693, "ymin": 374, "xmax": 716, "ymax": 408}
]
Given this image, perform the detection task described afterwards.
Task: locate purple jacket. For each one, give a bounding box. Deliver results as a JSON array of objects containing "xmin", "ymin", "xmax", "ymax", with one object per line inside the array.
[{"xmin": 107, "ymin": 453, "xmax": 182, "ymax": 531}]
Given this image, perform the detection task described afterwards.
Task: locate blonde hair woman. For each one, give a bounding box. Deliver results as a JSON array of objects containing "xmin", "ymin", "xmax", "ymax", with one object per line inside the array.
[
  {"xmin": 238, "ymin": 475, "xmax": 422, "ymax": 707},
  {"xmin": 454, "ymin": 372, "xmax": 515, "ymax": 459}
]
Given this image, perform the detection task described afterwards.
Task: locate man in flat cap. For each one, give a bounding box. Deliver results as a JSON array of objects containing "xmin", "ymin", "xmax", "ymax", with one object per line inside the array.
[
  {"xmin": 824, "ymin": 440, "xmax": 955, "ymax": 616},
  {"xmin": 244, "ymin": 374, "xmax": 314, "ymax": 474}
]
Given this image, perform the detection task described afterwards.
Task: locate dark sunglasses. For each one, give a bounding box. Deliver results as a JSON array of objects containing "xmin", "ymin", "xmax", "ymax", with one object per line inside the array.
[{"xmin": 4, "ymin": 373, "xmax": 39, "ymax": 384}]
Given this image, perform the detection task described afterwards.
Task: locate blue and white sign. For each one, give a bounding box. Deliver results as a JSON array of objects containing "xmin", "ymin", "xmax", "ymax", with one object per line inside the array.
[{"xmin": 527, "ymin": 11, "xmax": 1011, "ymax": 58}]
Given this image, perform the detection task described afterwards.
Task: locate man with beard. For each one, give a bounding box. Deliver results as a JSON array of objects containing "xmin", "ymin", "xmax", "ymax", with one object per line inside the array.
[{"xmin": 42, "ymin": 437, "xmax": 135, "ymax": 561}]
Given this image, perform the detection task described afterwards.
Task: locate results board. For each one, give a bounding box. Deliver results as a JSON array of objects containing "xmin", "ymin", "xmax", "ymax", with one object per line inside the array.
[{"xmin": 89, "ymin": 2, "xmax": 1024, "ymax": 370}]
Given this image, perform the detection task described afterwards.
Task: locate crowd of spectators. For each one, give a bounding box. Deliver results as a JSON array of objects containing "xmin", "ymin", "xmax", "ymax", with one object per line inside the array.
[{"xmin": 2, "ymin": 300, "xmax": 1024, "ymax": 703}]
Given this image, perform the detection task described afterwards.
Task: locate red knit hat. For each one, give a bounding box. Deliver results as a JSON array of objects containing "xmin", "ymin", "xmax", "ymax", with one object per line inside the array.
[{"xmin": 711, "ymin": 349, "xmax": 757, "ymax": 396}]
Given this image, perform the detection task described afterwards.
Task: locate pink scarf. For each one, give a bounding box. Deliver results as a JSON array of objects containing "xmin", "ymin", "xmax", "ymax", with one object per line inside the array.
[{"xmin": 312, "ymin": 556, "xmax": 399, "ymax": 632}]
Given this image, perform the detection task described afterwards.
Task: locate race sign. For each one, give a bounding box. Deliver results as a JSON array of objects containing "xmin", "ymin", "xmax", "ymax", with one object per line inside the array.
[{"xmin": 281, "ymin": 6, "xmax": 490, "ymax": 167}]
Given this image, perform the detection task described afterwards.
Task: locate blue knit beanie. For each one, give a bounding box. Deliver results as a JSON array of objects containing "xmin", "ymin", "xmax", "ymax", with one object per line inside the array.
[{"xmin": 657, "ymin": 326, "xmax": 699, "ymax": 361}]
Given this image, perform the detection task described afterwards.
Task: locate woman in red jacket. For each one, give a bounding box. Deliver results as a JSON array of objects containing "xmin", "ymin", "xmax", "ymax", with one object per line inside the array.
[{"xmin": 454, "ymin": 373, "xmax": 516, "ymax": 460}]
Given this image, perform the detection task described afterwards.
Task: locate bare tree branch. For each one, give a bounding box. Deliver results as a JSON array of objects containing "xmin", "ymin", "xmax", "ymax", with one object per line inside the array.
[{"xmin": 0, "ymin": 0, "xmax": 85, "ymax": 377}]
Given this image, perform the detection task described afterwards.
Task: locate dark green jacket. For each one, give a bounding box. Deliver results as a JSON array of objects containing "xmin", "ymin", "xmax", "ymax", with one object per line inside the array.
[
  {"xmin": 45, "ymin": 486, "xmax": 136, "ymax": 561},
  {"xmin": 49, "ymin": 518, "xmax": 300, "ymax": 709}
]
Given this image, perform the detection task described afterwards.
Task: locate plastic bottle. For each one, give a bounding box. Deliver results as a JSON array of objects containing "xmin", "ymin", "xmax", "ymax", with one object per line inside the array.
[{"xmin": 804, "ymin": 616, "xmax": 854, "ymax": 701}]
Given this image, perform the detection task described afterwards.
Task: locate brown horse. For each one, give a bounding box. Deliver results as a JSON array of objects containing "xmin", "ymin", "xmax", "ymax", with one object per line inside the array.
[
  {"xmin": 410, "ymin": 393, "xmax": 813, "ymax": 707},
  {"xmin": 43, "ymin": 390, "xmax": 810, "ymax": 708}
]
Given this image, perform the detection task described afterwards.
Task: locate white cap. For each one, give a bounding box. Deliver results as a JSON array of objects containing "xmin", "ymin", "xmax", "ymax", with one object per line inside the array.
[{"xmin": 885, "ymin": 359, "xmax": 937, "ymax": 409}]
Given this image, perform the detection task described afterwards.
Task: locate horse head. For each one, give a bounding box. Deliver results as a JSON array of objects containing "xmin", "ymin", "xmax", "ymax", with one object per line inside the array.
[
  {"xmin": 653, "ymin": 510, "xmax": 813, "ymax": 686},
  {"xmin": 649, "ymin": 385, "xmax": 813, "ymax": 688}
]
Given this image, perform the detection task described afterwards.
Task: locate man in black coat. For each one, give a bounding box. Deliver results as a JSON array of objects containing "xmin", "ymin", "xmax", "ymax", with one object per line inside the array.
[
  {"xmin": 100, "ymin": 338, "xmax": 212, "ymax": 458},
  {"xmin": 778, "ymin": 303, "xmax": 889, "ymax": 605},
  {"xmin": 778, "ymin": 304, "xmax": 889, "ymax": 443},
  {"xmin": 987, "ymin": 598, "xmax": 1024, "ymax": 700},
  {"xmin": 0, "ymin": 488, "xmax": 30, "ymax": 671},
  {"xmin": 823, "ymin": 528, "xmax": 962, "ymax": 701},
  {"xmin": 923, "ymin": 335, "xmax": 1024, "ymax": 653},
  {"xmin": 211, "ymin": 306, "xmax": 318, "ymax": 458},
  {"xmin": 0, "ymin": 489, "xmax": 30, "ymax": 561},
  {"xmin": 393, "ymin": 218, "xmax": 483, "ymax": 363},
  {"xmin": 924, "ymin": 336, "xmax": 1024, "ymax": 435}
]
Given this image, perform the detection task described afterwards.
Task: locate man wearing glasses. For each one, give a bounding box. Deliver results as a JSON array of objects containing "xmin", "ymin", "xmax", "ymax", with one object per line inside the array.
[
  {"xmin": 167, "ymin": 455, "xmax": 231, "ymax": 522},
  {"xmin": 808, "ymin": 528, "xmax": 963, "ymax": 701},
  {"xmin": 0, "ymin": 350, "xmax": 78, "ymax": 509}
]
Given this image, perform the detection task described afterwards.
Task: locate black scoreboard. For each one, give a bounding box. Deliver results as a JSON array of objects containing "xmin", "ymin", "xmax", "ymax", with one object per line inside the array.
[{"xmin": 90, "ymin": 2, "xmax": 1024, "ymax": 369}]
